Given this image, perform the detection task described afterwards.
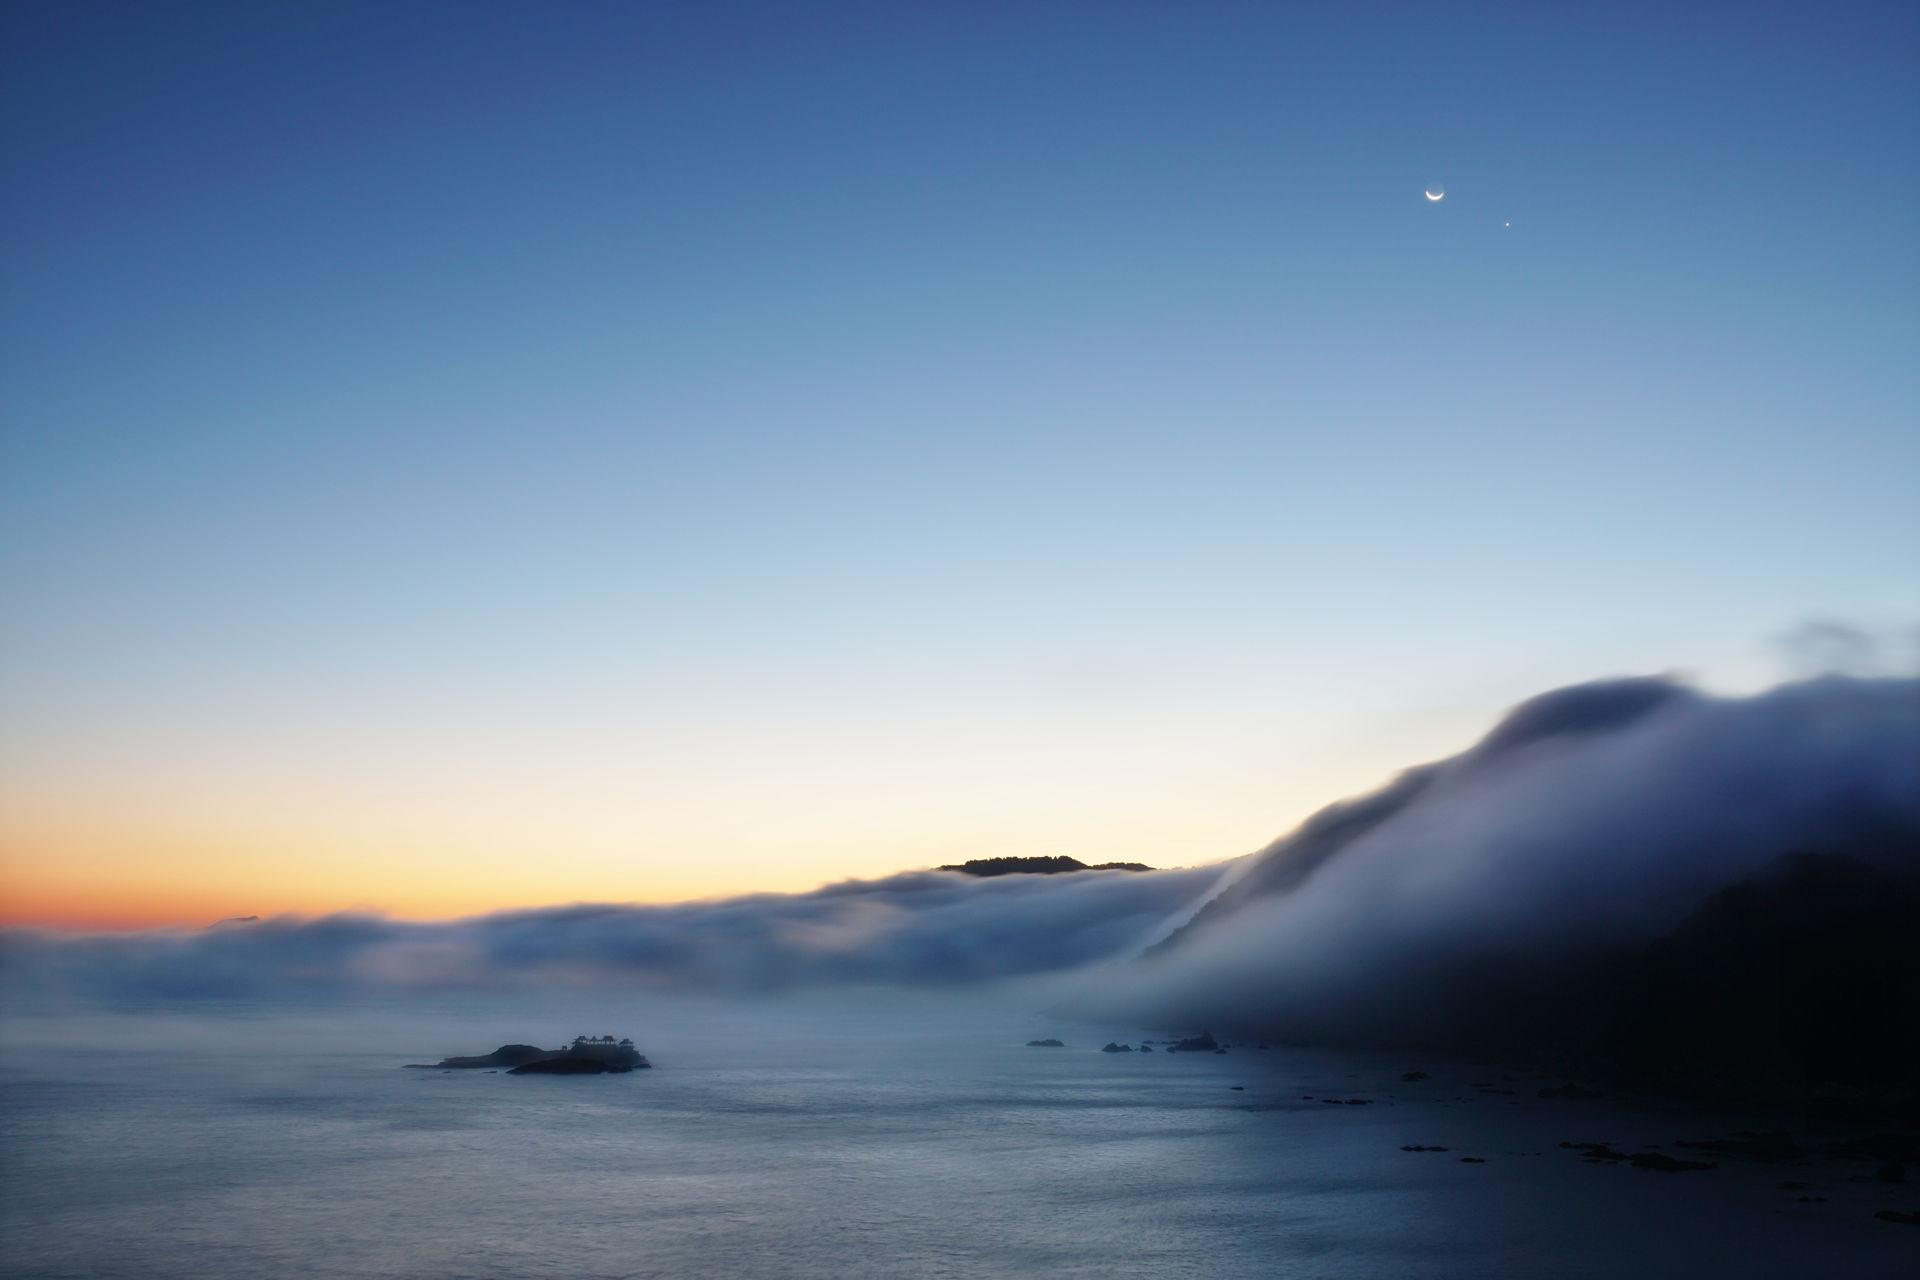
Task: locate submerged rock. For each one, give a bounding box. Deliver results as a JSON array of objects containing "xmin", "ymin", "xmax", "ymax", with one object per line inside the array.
[
  {"xmin": 1562, "ymin": 1141, "xmax": 1631, "ymax": 1162},
  {"xmin": 1676, "ymin": 1132, "xmax": 1803, "ymax": 1161},
  {"xmin": 1026, "ymin": 1039, "xmax": 1066, "ymax": 1048},
  {"xmin": 1629, "ymin": 1152, "xmax": 1716, "ymax": 1172}
]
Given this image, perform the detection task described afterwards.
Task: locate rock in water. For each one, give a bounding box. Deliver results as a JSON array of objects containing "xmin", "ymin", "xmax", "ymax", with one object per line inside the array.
[
  {"xmin": 410, "ymin": 1034, "xmax": 649, "ymax": 1074},
  {"xmin": 1629, "ymin": 1152, "xmax": 1716, "ymax": 1172}
]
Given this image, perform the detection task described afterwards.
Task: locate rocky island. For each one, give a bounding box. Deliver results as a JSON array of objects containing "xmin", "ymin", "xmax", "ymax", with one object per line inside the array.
[{"xmin": 407, "ymin": 1035, "xmax": 649, "ymax": 1074}]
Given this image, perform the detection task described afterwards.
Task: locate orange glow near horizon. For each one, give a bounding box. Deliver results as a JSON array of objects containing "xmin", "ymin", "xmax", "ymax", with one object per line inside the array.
[
  {"xmin": 0, "ymin": 804, "xmax": 1254, "ymax": 933},
  {"xmin": 0, "ymin": 809, "xmax": 1247, "ymax": 931},
  {"xmin": 0, "ymin": 779, "xmax": 1349, "ymax": 933},
  {"xmin": 2, "ymin": 701, "xmax": 1489, "ymax": 933}
]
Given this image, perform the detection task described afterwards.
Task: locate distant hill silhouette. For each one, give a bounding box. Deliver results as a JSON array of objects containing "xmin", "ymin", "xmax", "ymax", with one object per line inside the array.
[
  {"xmin": 940, "ymin": 856, "xmax": 1153, "ymax": 877},
  {"xmin": 1243, "ymin": 844, "xmax": 1920, "ymax": 1112},
  {"xmin": 1573, "ymin": 847, "xmax": 1920, "ymax": 1107}
]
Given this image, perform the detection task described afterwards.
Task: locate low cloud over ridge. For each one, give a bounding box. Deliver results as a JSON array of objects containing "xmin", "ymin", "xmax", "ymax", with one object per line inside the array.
[
  {"xmin": 0, "ymin": 862, "xmax": 1220, "ymax": 1007},
  {"xmin": 5, "ymin": 674, "xmax": 1915, "ymax": 1037},
  {"xmin": 1080, "ymin": 674, "xmax": 1920, "ymax": 1049}
]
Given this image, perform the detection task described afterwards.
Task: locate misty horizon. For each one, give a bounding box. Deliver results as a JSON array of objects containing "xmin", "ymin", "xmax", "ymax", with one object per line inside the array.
[
  {"xmin": 9, "ymin": 667, "xmax": 1912, "ymax": 1033},
  {"xmin": 3, "ymin": 4, "xmax": 1916, "ymax": 1276}
]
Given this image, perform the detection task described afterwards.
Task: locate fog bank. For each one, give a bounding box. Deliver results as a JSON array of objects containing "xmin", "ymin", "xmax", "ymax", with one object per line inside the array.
[
  {"xmin": 1077, "ymin": 675, "xmax": 1919, "ymax": 1051},
  {"xmin": 8, "ymin": 674, "xmax": 1914, "ymax": 1066},
  {"xmin": 0, "ymin": 863, "xmax": 1221, "ymax": 1008}
]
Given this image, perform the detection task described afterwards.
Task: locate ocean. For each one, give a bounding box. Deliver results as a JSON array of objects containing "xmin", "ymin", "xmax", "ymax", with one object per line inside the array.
[{"xmin": 2, "ymin": 994, "xmax": 1914, "ymax": 1279}]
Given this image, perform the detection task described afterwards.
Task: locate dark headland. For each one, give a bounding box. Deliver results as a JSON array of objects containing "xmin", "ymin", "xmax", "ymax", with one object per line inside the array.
[{"xmin": 1156, "ymin": 844, "xmax": 1920, "ymax": 1117}]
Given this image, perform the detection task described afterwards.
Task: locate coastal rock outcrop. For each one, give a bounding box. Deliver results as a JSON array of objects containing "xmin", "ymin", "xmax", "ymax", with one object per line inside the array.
[
  {"xmin": 408, "ymin": 1035, "xmax": 649, "ymax": 1075},
  {"xmin": 1170, "ymin": 1031, "xmax": 1219, "ymax": 1053}
]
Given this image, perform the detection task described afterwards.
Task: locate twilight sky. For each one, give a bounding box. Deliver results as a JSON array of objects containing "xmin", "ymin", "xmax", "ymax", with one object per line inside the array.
[{"xmin": 2, "ymin": 1, "xmax": 1915, "ymax": 928}]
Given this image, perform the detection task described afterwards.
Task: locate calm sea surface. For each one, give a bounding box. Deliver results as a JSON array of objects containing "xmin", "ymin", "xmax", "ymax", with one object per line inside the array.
[{"xmin": 3, "ymin": 997, "xmax": 1915, "ymax": 1279}]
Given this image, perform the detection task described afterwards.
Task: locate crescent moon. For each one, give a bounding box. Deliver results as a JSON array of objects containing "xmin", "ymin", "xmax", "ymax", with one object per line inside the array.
[{"xmin": 1425, "ymin": 189, "xmax": 1445, "ymax": 201}]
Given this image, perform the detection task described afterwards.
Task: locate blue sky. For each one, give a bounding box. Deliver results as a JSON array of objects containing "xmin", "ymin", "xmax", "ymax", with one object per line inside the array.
[{"xmin": 2, "ymin": 2, "xmax": 1914, "ymax": 922}]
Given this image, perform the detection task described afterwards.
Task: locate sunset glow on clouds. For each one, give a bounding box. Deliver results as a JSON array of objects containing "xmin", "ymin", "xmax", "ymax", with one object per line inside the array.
[
  {"xmin": 3, "ymin": 4, "xmax": 1913, "ymax": 930},
  {"xmin": 0, "ymin": 680, "xmax": 1485, "ymax": 927}
]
